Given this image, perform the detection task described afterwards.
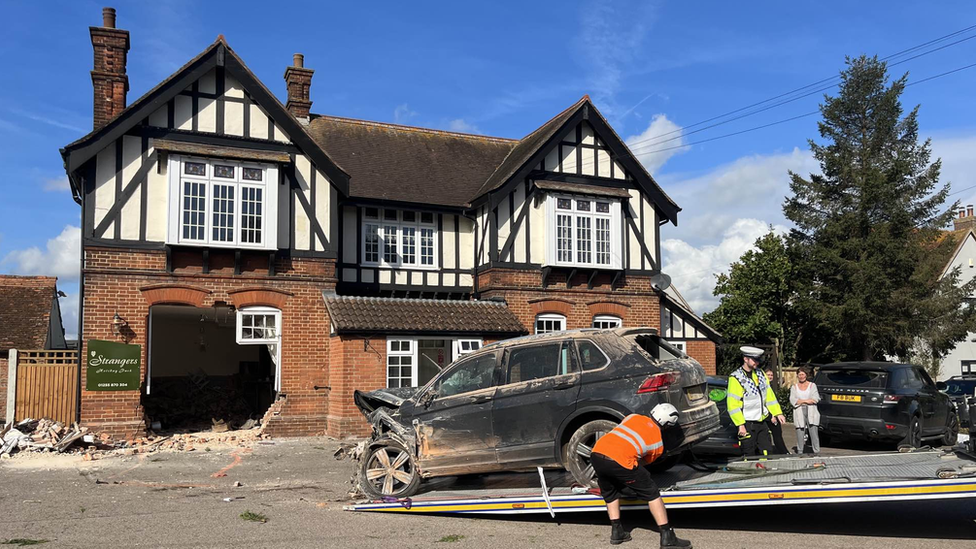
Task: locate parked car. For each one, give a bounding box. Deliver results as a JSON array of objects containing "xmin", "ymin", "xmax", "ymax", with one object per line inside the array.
[
  {"xmin": 814, "ymin": 362, "xmax": 958, "ymax": 448},
  {"xmin": 352, "ymin": 327, "xmax": 721, "ymax": 498},
  {"xmin": 690, "ymin": 376, "xmax": 741, "ymax": 456},
  {"xmin": 943, "ymin": 375, "xmax": 976, "ymax": 428}
]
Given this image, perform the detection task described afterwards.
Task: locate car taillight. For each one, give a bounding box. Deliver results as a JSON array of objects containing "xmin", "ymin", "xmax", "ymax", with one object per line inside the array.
[
  {"xmin": 638, "ymin": 372, "xmax": 677, "ymax": 394},
  {"xmin": 884, "ymin": 395, "xmax": 903, "ymax": 403}
]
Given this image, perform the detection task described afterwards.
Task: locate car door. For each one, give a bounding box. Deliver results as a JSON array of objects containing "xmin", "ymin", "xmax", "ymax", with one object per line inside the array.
[
  {"xmin": 492, "ymin": 340, "xmax": 582, "ymax": 466},
  {"xmin": 908, "ymin": 367, "xmax": 939, "ymax": 434},
  {"xmin": 409, "ymin": 351, "xmax": 502, "ymax": 476},
  {"xmin": 917, "ymin": 368, "xmax": 947, "ymax": 435}
]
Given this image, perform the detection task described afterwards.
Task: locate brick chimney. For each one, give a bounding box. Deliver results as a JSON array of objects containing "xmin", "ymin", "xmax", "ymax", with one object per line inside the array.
[
  {"xmin": 90, "ymin": 7, "xmax": 130, "ymax": 130},
  {"xmin": 284, "ymin": 53, "xmax": 313, "ymax": 122},
  {"xmin": 954, "ymin": 205, "xmax": 975, "ymax": 232}
]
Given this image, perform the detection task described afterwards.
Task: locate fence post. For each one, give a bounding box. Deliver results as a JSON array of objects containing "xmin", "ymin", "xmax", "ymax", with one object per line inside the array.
[{"xmin": 5, "ymin": 349, "xmax": 16, "ymax": 426}]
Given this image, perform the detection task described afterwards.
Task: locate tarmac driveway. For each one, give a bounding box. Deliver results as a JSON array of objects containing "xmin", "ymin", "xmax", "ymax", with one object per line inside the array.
[{"xmin": 1, "ymin": 436, "xmax": 975, "ymax": 548}]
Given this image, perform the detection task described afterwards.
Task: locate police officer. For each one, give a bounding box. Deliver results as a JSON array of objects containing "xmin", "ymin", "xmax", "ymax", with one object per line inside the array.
[
  {"xmin": 590, "ymin": 404, "xmax": 693, "ymax": 548},
  {"xmin": 726, "ymin": 346, "xmax": 785, "ymax": 457}
]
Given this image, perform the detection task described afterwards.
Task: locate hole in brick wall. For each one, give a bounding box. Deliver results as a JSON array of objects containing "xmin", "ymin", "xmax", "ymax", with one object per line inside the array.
[{"xmin": 143, "ymin": 304, "xmax": 277, "ymax": 433}]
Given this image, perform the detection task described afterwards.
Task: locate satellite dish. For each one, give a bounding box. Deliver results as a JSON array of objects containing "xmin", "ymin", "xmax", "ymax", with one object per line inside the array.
[{"xmin": 650, "ymin": 272, "xmax": 672, "ymax": 292}]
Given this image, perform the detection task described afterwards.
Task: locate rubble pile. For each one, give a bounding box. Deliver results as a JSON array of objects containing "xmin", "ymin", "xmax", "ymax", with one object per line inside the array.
[
  {"xmin": 1, "ymin": 418, "xmax": 93, "ymax": 456},
  {"xmin": 0, "ymin": 417, "xmax": 268, "ymax": 460}
]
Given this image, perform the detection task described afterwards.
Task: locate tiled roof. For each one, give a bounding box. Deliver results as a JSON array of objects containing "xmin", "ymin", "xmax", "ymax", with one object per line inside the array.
[
  {"xmin": 306, "ymin": 116, "xmax": 516, "ymax": 207},
  {"xmin": 323, "ymin": 294, "xmax": 527, "ymax": 336},
  {"xmin": 0, "ymin": 276, "xmax": 56, "ymax": 353}
]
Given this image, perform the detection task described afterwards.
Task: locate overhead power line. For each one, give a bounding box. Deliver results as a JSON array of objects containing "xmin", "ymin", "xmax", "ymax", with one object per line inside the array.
[{"xmin": 621, "ymin": 25, "xmax": 976, "ymax": 152}]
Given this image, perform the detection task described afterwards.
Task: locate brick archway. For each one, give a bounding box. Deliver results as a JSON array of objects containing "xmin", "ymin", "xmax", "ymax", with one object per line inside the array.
[
  {"xmin": 227, "ymin": 287, "xmax": 293, "ymax": 309},
  {"xmin": 586, "ymin": 300, "xmax": 631, "ymax": 321},
  {"xmin": 528, "ymin": 298, "xmax": 574, "ymax": 317},
  {"xmin": 139, "ymin": 284, "xmax": 211, "ymax": 307}
]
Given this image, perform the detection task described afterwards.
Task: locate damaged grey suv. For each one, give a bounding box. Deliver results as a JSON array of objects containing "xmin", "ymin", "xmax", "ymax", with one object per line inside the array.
[{"xmin": 353, "ymin": 327, "xmax": 721, "ymax": 498}]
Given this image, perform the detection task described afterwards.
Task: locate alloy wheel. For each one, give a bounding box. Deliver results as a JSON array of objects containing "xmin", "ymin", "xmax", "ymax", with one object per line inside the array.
[
  {"xmin": 365, "ymin": 446, "xmax": 416, "ymax": 496},
  {"xmin": 572, "ymin": 429, "xmax": 608, "ymax": 484}
]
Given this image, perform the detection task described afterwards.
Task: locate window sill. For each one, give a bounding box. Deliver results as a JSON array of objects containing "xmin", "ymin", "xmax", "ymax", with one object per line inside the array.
[
  {"xmin": 168, "ymin": 240, "xmax": 277, "ymax": 252},
  {"xmin": 361, "ymin": 262, "xmax": 442, "ymax": 271}
]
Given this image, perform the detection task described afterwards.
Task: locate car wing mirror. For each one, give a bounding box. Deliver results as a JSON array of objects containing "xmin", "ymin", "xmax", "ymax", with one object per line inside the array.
[
  {"xmin": 709, "ymin": 388, "xmax": 727, "ymax": 402},
  {"xmin": 936, "ymin": 381, "xmax": 947, "ymax": 392},
  {"xmin": 422, "ymin": 390, "xmax": 437, "ymax": 408}
]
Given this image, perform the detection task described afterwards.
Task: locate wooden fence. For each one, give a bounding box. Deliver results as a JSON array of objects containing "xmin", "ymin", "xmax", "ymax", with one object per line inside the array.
[{"xmin": 13, "ymin": 350, "xmax": 79, "ymax": 426}]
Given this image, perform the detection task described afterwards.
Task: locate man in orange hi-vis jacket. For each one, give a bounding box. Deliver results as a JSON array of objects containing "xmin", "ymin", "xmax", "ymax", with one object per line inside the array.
[{"xmin": 590, "ymin": 404, "xmax": 692, "ymax": 548}]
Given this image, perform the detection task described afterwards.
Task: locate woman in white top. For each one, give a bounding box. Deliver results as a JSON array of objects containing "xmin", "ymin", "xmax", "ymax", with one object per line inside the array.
[{"xmin": 789, "ymin": 367, "xmax": 822, "ymax": 454}]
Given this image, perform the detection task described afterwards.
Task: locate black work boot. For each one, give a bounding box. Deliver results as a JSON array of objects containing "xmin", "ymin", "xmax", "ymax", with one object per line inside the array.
[
  {"xmin": 610, "ymin": 520, "xmax": 632, "ymax": 545},
  {"xmin": 660, "ymin": 525, "xmax": 692, "ymax": 548}
]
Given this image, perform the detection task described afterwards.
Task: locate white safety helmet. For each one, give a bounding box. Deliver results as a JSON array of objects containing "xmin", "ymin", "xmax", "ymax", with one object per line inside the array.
[{"xmin": 650, "ymin": 403, "xmax": 680, "ymax": 428}]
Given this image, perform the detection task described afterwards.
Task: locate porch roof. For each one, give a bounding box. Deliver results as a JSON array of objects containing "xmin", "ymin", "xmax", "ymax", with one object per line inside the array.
[{"xmin": 322, "ymin": 294, "xmax": 527, "ymax": 336}]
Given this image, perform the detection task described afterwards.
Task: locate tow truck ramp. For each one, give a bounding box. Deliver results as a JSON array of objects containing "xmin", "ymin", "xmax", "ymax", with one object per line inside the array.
[{"xmin": 346, "ymin": 450, "xmax": 976, "ymax": 515}]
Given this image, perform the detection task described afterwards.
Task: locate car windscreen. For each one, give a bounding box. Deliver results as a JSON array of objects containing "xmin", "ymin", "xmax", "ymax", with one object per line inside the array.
[
  {"xmin": 945, "ymin": 379, "xmax": 976, "ymax": 396},
  {"xmin": 816, "ymin": 369, "xmax": 888, "ymax": 389}
]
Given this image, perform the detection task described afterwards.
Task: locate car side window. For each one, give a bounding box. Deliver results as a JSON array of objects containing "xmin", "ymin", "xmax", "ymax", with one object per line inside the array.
[
  {"xmin": 506, "ymin": 342, "xmax": 575, "ymax": 384},
  {"xmin": 917, "ymin": 368, "xmax": 936, "ymax": 389},
  {"xmin": 577, "ymin": 340, "xmax": 610, "ymax": 371},
  {"xmin": 435, "ymin": 353, "xmax": 497, "ymax": 398}
]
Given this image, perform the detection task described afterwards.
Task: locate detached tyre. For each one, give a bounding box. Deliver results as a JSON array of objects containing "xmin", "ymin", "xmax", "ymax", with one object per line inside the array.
[
  {"xmin": 359, "ymin": 439, "xmax": 421, "ymax": 499},
  {"xmin": 563, "ymin": 419, "xmax": 618, "ymax": 488}
]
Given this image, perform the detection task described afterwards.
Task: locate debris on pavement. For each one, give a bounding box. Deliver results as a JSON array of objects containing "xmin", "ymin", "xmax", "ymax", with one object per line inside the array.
[{"xmin": 1, "ymin": 416, "xmax": 270, "ymax": 460}]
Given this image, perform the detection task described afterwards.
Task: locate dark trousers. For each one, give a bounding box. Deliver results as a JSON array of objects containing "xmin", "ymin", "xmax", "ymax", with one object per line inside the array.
[
  {"xmin": 766, "ymin": 418, "xmax": 790, "ymax": 454},
  {"xmin": 740, "ymin": 420, "xmax": 774, "ymax": 457}
]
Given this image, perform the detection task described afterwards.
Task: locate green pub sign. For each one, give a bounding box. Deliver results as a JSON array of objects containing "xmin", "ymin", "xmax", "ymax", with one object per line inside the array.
[{"xmin": 86, "ymin": 339, "xmax": 141, "ymax": 391}]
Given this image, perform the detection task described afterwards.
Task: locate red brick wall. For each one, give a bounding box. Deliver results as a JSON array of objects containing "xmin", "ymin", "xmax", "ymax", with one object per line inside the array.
[
  {"xmin": 80, "ymin": 246, "xmax": 335, "ymax": 439},
  {"xmin": 0, "ymin": 356, "xmax": 7, "ymax": 422},
  {"xmin": 326, "ymin": 335, "xmax": 388, "ymax": 438},
  {"xmin": 477, "ymin": 268, "xmax": 662, "ymax": 332},
  {"xmin": 685, "ymin": 340, "xmax": 717, "ymax": 375}
]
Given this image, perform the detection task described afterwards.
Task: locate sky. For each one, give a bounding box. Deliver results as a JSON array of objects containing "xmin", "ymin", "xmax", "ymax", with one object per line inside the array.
[{"xmin": 2, "ymin": 0, "xmax": 976, "ymax": 337}]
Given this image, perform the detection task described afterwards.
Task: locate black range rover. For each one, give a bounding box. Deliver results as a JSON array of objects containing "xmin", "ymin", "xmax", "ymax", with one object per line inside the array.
[{"xmin": 815, "ymin": 362, "xmax": 958, "ymax": 448}]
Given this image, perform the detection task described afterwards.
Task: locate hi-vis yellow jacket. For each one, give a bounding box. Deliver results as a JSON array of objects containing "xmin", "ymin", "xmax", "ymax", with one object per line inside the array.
[{"xmin": 726, "ymin": 367, "xmax": 783, "ymax": 427}]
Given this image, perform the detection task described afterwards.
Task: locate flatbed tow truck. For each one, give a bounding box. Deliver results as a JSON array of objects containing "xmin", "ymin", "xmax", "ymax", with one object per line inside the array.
[{"xmin": 346, "ymin": 442, "xmax": 976, "ymax": 516}]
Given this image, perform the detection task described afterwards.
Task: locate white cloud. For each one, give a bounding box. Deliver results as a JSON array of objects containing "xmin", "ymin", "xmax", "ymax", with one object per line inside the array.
[
  {"xmin": 625, "ymin": 114, "xmax": 686, "ymax": 174},
  {"xmin": 394, "ymin": 103, "xmax": 417, "ymax": 124},
  {"xmin": 663, "ymin": 219, "xmax": 786, "ymax": 315},
  {"xmin": 446, "ymin": 119, "xmax": 481, "ymax": 134},
  {"xmin": 41, "ymin": 176, "xmax": 71, "ymax": 193},
  {"xmin": 1, "ymin": 225, "xmax": 81, "ymax": 280}
]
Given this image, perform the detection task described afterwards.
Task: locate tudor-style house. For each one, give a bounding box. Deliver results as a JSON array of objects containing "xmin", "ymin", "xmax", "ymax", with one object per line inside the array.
[{"xmin": 61, "ymin": 8, "xmax": 721, "ymax": 438}]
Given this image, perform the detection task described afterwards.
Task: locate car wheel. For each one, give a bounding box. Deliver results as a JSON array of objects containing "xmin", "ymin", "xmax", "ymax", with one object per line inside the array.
[
  {"xmin": 902, "ymin": 415, "xmax": 923, "ymax": 449},
  {"xmin": 563, "ymin": 419, "xmax": 618, "ymax": 488},
  {"xmin": 359, "ymin": 439, "xmax": 421, "ymax": 499},
  {"xmin": 942, "ymin": 413, "xmax": 959, "ymax": 447}
]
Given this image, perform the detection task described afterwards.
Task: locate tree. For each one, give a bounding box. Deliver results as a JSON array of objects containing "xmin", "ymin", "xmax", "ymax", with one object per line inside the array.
[
  {"xmin": 704, "ymin": 231, "xmax": 792, "ymax": 349},
  {"xmin": 784, "ymin": 55, "xmax": 976, "ymax": 363}
]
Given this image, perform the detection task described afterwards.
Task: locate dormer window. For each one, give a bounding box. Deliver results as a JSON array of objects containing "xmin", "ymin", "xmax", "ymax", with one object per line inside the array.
[
  {"xmin": 166, "ymin": 155, "xmax": 278, "ymax": 250},
  {"xmin": 362, "ymin": 207, "xmax": 438, "ymax": 269},
  {"xmin": 546, "ymin": 194, "xmax": 622, "ymax": 269}
]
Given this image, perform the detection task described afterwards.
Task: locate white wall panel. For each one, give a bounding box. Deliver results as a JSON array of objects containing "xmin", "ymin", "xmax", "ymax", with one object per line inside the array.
[
  {"xmin": 119, "ymin": 136, "xmax": 142, "ymax": 240},
  {"xmin": 94, "ymin": 145, "xmax": 116, "ymax": 235}
]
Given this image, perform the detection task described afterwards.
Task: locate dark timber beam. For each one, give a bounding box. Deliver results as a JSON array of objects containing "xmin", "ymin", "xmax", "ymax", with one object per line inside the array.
[
  {"xmin": 626, "ymin": 216, "xmax": 658, "ymax": 272},
  {"xmin": 93, "ymin": 151, "xmax": 158, "ymax": 238}
]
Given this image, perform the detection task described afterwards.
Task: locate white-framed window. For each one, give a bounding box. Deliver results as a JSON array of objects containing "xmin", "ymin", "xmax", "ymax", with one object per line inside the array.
[
  {"xmin": 963, "ymin": 360, "xmax": 975, "ymax": 375},
  {"xmin": 546, "ymin": 194, "xmax": 621, "ymax": 269},
  {"xmin": 592, "ymin": 315, "xmax": 622, "ymax": 329},
  {"xmin": 535, "ymin": 313, "xmax": 566, "ymax": 334},
  {"xmin": 362, "ymin": 208, "xmax": 438, "ymax": 269},
  {"xmin": 387, "ymin": 339, "xmax": 416, "ymax": 388},
  {"xmin": 454, "ymin": 339, "xmax": 483, "ymax": 356},
  {"xmin": 667, "ymin": 341, "xmax": 686, "ymax": 353},
  {"xmin": 235, "ymin": 306, "xmax": 282, "ymax": 390},
  {"xmin": 167, "ymin": 155, "xmax": 278, "ymax": 250}
]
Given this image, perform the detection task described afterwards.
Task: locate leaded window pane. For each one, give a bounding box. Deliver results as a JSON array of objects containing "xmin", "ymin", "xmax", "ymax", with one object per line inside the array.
[
  {"xmin": 557, "ymin": 198, "xmax": 572, "ymax": 210},
  {"xmin": 420, "ymin": 212, "xmax": 434, "ymax": 224},
  {"xmin": 242, "ymin": 167, "xmax": 262, "ymax": 181},
  {"xmin": 184, "ymin": 162, "xmax": 206, "ymax": 176},
  {"xmin": 384, "ymin": 209, "xmax": 398, "ymax": 221},
  {"xmin": 557, "ymin": 214, "xmax": 573, "ymax": 262},
  {"xmin": 402, "ymin": 211, "xmax": 416, "ymax": 223},
  {"xmin": 383, "ymin": 225, "xmax": 399, "ymax": 263},
  {"xmin": 365, "ymin": 224, "xmax": 379, "ymax": 263},
  {"xmin": 576, "ymin": 216, "xmax": 592, "ymax": 264},
  {"xmin": 420, "ymin": 228, "xmax": 435, "ymax": 266},
  {"xmin": 576, "ymin": 200, "xmax": 591, "ymax": 211},
  {"xmin": 214, "ymin": 165, "xmax": 235, "ymax": 179},
  {"xmin": 240, "ymin": 186, "xmax": 263, "ymax": 244},
  {"xmin": 596, "ymin": 202, "xmax": 610, "ymax": 213},
  {"xmin": 212, "ymin": 184, "xmax": 235, "ymax": 242},
  {"xmin": 595, "ymin": 217, "xmax": 611, "ymax": 265},
  {"xmin": 402, "ymin": 226, "xmax": 416, "ymax": 264},
  {"xmin": 182, "ymin": 181, "xmax": 206, "ymax": 240}
]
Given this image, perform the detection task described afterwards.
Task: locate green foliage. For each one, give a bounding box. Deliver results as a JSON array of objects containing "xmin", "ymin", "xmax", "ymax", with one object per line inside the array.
[
  {"xmin": 784, "ymin": 55, "xmax": 976, "ymax": 362},
  {"xmin": 239, "ymin": 510, "xmax": 268, "ymax": 523},
  {"xmin": 774, "ymin": 385, "xmax": 793, "ymax": 424}
]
